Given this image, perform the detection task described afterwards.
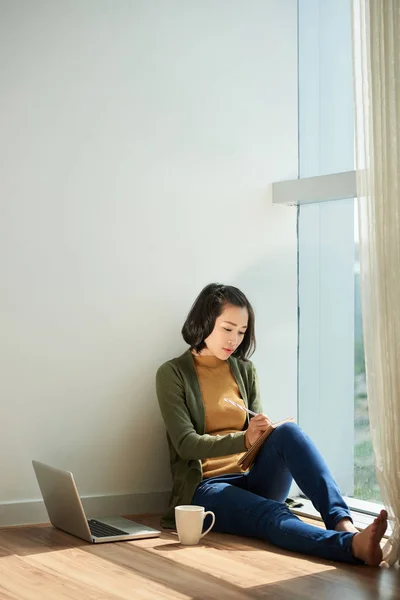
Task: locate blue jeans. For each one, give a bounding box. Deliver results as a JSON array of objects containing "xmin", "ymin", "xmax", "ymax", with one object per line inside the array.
[{"xmin": 192, "ymin": 422, "xmax": 362, "ymax": 564}]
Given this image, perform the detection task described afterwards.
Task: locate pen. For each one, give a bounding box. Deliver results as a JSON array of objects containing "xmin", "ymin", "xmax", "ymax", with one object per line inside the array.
[{"xmin": 224, "ymin": 397, "xmax": 259, "ymax": 417}]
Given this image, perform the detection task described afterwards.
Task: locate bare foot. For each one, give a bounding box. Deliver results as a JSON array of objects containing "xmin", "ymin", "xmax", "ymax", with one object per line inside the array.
[
  {"xmin": 335, "ymin": 517, "xmax": 358, "ymax": 534},
  {"xmin": 351, "ymin": 510, "xmax": 388, "ymax": 566}
]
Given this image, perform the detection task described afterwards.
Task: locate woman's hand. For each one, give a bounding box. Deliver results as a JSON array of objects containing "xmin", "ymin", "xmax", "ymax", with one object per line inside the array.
[{"xmin": 245, "ymin": 414, "xmax": 272, "ymax": 447}]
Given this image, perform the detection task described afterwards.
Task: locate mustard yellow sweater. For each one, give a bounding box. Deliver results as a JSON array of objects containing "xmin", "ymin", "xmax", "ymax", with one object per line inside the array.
[{"xmin": 193, "ymin": 354, "xmax": 248, "ymax": 478}]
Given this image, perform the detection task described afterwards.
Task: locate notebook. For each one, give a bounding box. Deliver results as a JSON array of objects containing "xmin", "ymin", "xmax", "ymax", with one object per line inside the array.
[{"xmin": 238, "ymin": 417, "xmax": 295, "ymax": 470}]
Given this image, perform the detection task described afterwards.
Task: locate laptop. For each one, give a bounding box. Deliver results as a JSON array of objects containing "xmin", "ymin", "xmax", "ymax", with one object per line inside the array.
[{"xmin": 32, "ymin": 460, "xmax": 161, "ymax": 543}]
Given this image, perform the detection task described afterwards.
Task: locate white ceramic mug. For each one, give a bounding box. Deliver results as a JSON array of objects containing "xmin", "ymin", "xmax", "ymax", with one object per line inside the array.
[{"xmin": 175, "ymin": 505, "xmax": 216, "ymax": 545}]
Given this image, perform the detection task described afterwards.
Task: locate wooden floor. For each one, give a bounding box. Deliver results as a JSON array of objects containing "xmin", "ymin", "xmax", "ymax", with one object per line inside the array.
[{"xmin": 0, "ymin": 515, "xmax": 399, "ymax": 600}]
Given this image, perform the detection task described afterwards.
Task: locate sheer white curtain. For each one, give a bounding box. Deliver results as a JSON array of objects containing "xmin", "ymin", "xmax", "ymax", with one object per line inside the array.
[{"xmin": 352, "ymin": 0, "xmax": 400, "ymax": 566}]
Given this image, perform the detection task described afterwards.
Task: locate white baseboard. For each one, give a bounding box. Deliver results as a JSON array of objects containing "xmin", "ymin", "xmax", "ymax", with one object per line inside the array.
[{"xmin": 0, "ymin": 490, "xmax": 171, "ymax": 527}]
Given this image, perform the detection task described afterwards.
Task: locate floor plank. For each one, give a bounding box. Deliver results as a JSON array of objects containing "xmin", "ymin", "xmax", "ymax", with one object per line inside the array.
[{"xmin": 0, "ymin": 515, "xmax": 399, "ymax": 600}]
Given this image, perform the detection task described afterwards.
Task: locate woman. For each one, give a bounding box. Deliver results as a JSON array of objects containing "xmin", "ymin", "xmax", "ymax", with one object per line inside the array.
[{"xmin": 156, "ymin": 283, "xmax": 387, "ymax": 566}]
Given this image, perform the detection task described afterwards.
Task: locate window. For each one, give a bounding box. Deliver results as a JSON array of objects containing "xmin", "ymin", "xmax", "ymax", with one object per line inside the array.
[
  {"xmin": 273, "ymin": 0, "xmax": 382, "ymax": 508},
  {"xmin": 297, "ymin": 197, "xmax": 381, "ymax": 504},
  {"xmin": 297, "ymin": 0, "xmax": 355, "ymax": 496}
]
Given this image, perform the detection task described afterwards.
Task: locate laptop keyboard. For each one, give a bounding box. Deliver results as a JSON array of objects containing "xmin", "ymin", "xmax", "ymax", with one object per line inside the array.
[{"xmin": 88, "ymin": 519, "xmax": 129, "ymax": 538}]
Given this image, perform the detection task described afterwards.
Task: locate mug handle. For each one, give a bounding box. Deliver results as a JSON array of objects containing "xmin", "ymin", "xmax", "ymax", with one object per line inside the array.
[{"xmin": 200, "ymin": 510, "xmax": 215, "ymax": 538}]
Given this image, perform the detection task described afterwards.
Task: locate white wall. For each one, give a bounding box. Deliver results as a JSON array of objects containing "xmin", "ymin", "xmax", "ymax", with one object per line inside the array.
[{"xmin": 0, "ymin": 0, "xmax": 298, "ymax": 524}]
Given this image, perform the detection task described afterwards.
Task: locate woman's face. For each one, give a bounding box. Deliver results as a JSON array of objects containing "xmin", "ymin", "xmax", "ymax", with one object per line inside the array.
[{"xmin": 203, "ymin": 303, "xmax": 248, "ymax": 360}]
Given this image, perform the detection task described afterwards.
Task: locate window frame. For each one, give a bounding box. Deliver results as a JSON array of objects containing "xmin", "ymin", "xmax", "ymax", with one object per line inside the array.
[{"xmin": 272, "ymin": 0, "xmax": 383, "ymax": 518}]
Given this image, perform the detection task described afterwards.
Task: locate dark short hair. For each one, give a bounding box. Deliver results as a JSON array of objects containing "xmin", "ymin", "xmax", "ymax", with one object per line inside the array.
[{"xmin": 181, "ymin": 283, "xmax": 256, "ymax": 359}]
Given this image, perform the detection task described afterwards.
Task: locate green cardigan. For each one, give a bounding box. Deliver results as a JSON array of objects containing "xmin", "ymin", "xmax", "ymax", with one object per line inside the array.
[{"xmin": 156, "ymin": 349, "xmax": 263, "ymax": 528}]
